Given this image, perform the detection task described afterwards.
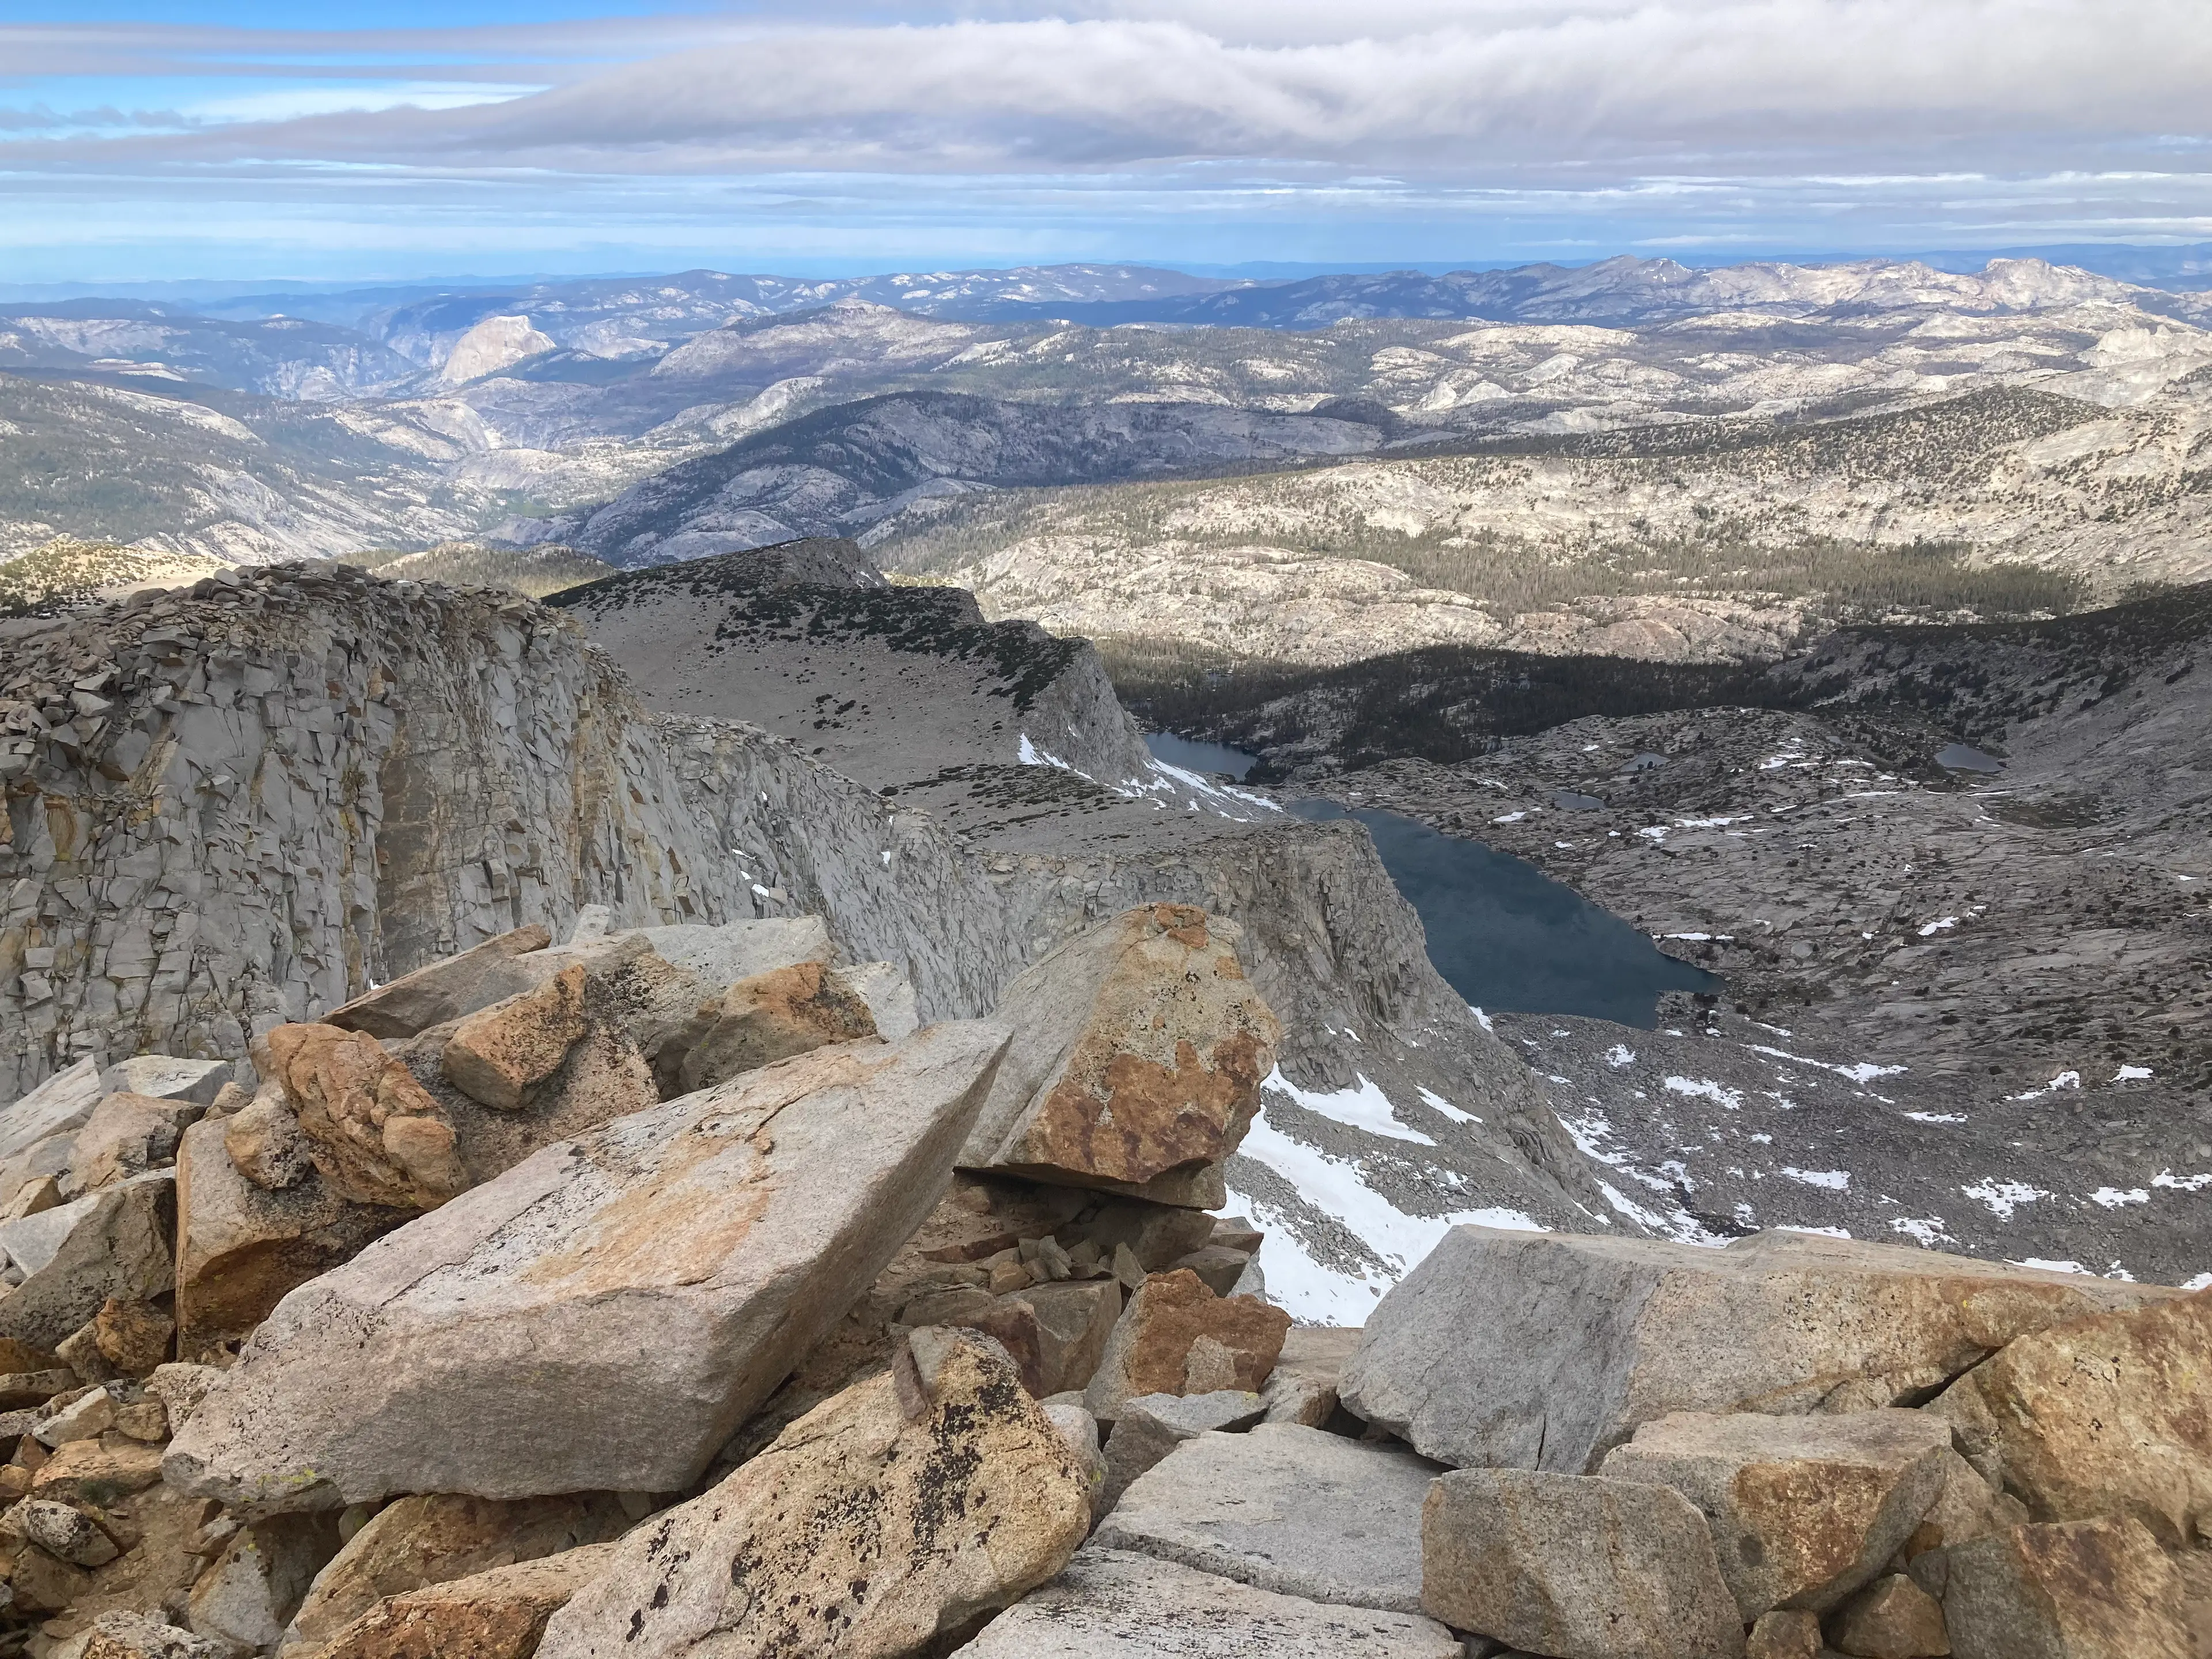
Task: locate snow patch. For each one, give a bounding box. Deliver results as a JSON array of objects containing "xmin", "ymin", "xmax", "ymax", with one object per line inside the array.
[
  {"xmin": 1782, "ymin": 1167, "xmax": 1850, "ymax": 1191},
  {"xmin": 1918, "ymin": 916, "xmax": 1960, "ymax": 937},
  {"xmin": 1416, "ymin": 1086, "xmax": 1479, "ymax": 1124},
  {"xmin": 1604, "ymin": 1044, "xmax": 1636, "ymax": 1069},
  {"xmin": 2016, "ymin": 1257, "xmax": 2093, "ymax": 1275},
  {"xmin": 2153, "ymin": 1169, "xmax": 2212, "ymax": 1192},
  {"xmin": 1230, "ymin": 1108, "xmax": 1540, "ymax": 1323},
  {"xmin": 1262, "ymin": 1068, "xmax": 1436, "ymax": 1146},
  {"xmin": 1904, "ymin": 1111, "xmax": 1967, "ymax": 1124},
  {"xmin": 2010, "ymin": 1070, "xmax": 2081, "ymax": 1101},
  {"xmin": 1664, "ymin": 1076, "xmax": 1745, "ymax": 1111},
  {"xmin": 1745, "ymin": 1045, "xmax": 1904, "ymax": 1084},
  {"xmin": 1891, "ymin": 1217, "xmax": 1955, "ymax": 1247},
  {"xmin": 1962, "ymin": 1179, "xmax": 2050, "ymax": 1219},
  {"xmin": 2090, "ymin": 1187, "xmax": 2149, "ymax": 1209},
  {"xmin": 1776, "ymin": 1224, "xmax": 1852, "ymax": 1238},
  {"xmin": 2112, "ymin": 1064, "xmax": 2154, "ymax": 1081}
]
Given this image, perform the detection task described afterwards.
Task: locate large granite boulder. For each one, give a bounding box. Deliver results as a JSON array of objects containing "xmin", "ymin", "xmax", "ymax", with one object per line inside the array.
[
  {"xmin": 1941, "ymin": 1516, "xmax": 2191, "ymax": 1659},
  {"xmin": 536, "ymin": 1329, "xmax": 1090, "ymax": 1659},
  {"xmin": 1422, "ymin": 1468, "xmax": 1745, "ymax": 1659},
  {"xmin": 1096, "ymin": 1422, "xmax": 1437, "ymax": 1615},
  {"xmin": 163, "ymin": 1022, "xmax": 1010, "ymax": 1512},
  {"xmin": 1927, "ymin": 1286, "xmax": 2211, "ymax": 1546},
  {"xmin": 1597, "ymin": 1408, "xmax": 1953, "ymax": 1620},
  {"xmin": 950, "ymin": 1547, "xmax": 1461, "ymax": 1658},
  {"xmin": 960, "ymin": 905, "xmax": 1280, "ymax": 1207},
  {"xmin": 1342, "ymin": 1226, "xmax": 2172, "ymax": 1474}
]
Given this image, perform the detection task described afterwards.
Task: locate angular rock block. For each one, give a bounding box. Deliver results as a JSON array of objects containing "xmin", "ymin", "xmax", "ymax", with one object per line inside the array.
[
  {"xmin": 1098, "ymin": 1422, "xmax": 1437, "ymax": 1615},
  {"xmin": 79, "ymin": 1612, "xmax": 242, "ymax": 1659},
  {"xmin": 187, "ymin": 1511, "xmax": 346, "ymax": 1650},
  {"xmin": 1941, "ymin": 1516, "xmax": 2190, "ymax": 1659},
  {"xmin": 1342, "ymin": 1226, "xmax": 2172, "ymax": 1475},
  {"xmin": 664, "ymin": 959, "xmax": 882, "ymax": 1094},
  {"xmin": 1085, "ymin": 1268, "xmax": 1291, "ymax": 1419},
  {"xmin": 440, "ymin": 965, "xmax": 590, "ymax": 1111},
  {"xmin": 285, "ymin": 1491, "xmax": 632, "ymax": 1652},
  {"xmin": 173, "ymin": 1117, "xmax": 401, "ymax": 1362},
  {"xmin": 952, "ymin": 1547, "xmax": 1463, "ymax": 1658},
  {"xmin": 0, "ymin": 1171, "xmax": 173, "ymax": 1350},
  {"xmin": 536, "ymin": 1330, "xmax": 1090, "ymax": 1659},
  {"xmin": 1262, "ymin": 1326, "xmax": 1361, "ymax": 1427},
  {"xmin": 1929, "ymin": 1286, "xmax": 2211, "ymax": 1545},
  {"xmin": 96, "ymin": 1056, "xmax": 234, "ymax": 1107},
  {"xmin": 164, "ymin": 1023, "xmax": 1010, "ymax": 1511},
  {"xmin": 264, "ymin": 1024, "xmax": 469, "ymax": 1211},
  {"xmin": 943, "ymin": 1279, "xmax": 1122, "ymax": 1398},
  {"xmin": 312, "ymin": 1545, "xmax": 620, "ymax": 1659},
  {"xmin": 63, "ymin": 1091, "xmax": 203, "ymax": 1197},
  {"xmin": 1828, "ymin": 1573, "xmax": 1949, "ymax": 1659},
  {"xmin": 1422, "ymin": 1468, "xmax": 1746, "ymax": 1659},
  {"xmin": 960, "ymin": 905, "xmax": 1281, "ymax": 1206},
  {"xmin": 1598, "ymin": 1408, "xmax": 1953, "ymax": 1620},
  {"xmin": 1745, "ymin": 1609, "xmax": 1823, "ymax": 1659},
  {"xmin": 323, "ymin": 925, "xmax": 553, "ymax": 1039}
]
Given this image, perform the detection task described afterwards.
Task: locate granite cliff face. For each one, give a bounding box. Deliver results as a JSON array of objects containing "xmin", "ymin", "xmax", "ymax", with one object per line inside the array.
[{"xmin": 0, "ymin": 562, "xmax": 1612, "ymax": 1287}]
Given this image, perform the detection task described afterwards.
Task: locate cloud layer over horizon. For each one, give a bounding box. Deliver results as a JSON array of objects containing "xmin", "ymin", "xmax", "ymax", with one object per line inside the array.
[{"xmin": 3, "ymin": 1, "xmax": 2208, "ymax": 283}]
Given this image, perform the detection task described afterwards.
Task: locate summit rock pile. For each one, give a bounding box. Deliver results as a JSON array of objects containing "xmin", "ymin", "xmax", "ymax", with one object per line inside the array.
[{"xmin": 0, "ymin": 892, "xmax": 2203, "ymax": 1658}]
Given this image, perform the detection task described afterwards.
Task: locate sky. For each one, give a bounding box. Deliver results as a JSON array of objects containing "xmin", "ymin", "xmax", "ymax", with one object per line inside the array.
[{"xmin": 2, "ymin": 1, "xmax": 2209, "ymax": 285}]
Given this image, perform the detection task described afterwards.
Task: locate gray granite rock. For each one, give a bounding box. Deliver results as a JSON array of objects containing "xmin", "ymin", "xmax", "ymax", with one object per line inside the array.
[
  {"xmin": 1422, "ymin": 1468, "xmax": 1745, "ymax": 1659},
  {"xmin": 164, "ymin": 1023, "xmax": 1009, "ymax": 1512},
  {"xmin": 1099, "ymin": 1390, "xmax": 1264, "ymax": 1513},
  {"xmin": 0, "ymin": 1058, "xmax": 103, "ymax": 1160},
  {"xmin": 1099, "ymin": 1422, "xmax": 1438, "ymax": 1615},
  {"xmin": 96, "ymin": 1056, "xmax": 234, "ymax": 1107},
  {"xmin": 1342, "ymin": 1225, "xmax": 2174, "ymax": 1475},
  {"xmin": 952, "ymin": 1547, "xmax": 1461, "ymax": 1658}
]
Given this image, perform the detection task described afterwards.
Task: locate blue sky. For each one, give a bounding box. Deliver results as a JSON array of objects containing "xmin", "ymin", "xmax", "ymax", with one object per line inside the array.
[{"xmin": 3, "ymin": 2, "xmax": 2208, "ymax": 285}]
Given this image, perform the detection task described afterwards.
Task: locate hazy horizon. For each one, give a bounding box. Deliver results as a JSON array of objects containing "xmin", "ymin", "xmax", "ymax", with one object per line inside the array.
[{"xmin": 3, "ymin": 2, "xmax": 2206, "ymax": 286}]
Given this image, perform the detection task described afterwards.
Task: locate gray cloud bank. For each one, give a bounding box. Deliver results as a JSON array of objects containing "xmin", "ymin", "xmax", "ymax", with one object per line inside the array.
[{"xmin": 9, "ymin": 2, "xmax": 2210, "ymax": 177}]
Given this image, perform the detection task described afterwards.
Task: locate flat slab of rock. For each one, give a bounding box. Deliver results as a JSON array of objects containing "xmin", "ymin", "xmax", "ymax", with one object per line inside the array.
[
  {"xmin": 960, "ymin": 905, "xmax": 1280, "ymax": 1206},
  {"xmin": 164, "ymin": 1023, "xmax": 1009, "ymax": 1512},
  {"xmin": 324, "ymin": 925, "xmax": 554, "ymax": 1039},
  {"xmin": 538, "ymin": 1330, "xmax": 1089, "ymax": 1659},
  {"xmin": 1097, "ymin": 1422, "xmax": 1438, "ymax": 1615},
  {"xmin": 1599, "ymin": 1408, "xmax": 1953, "ymax": 1620},
  {"xmin": 1343, "ymin": 1225, "xmax": 2173, "ymax": 1475},
  {"xmin": 1423, "ymin": 1468, "xmax": 1745, "ymax": 1659},
  {"xmin": 1097, "ymin": 1390, "xmax": 1264, "ymax": 1513},
  {"xmin": 1929, "ymin": 1285, "xmax": 2212, "ymax": 1547},
  {"xmin": 0, "ymin": 1057, "xmax": 104, "ymax": 1160},
  {"xmin": 952, "ymin": 1547, "xmax": 1461, "ymax": 1658}
]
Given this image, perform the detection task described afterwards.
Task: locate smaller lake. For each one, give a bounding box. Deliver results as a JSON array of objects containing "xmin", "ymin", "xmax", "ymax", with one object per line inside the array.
[
  {"xmin": 1145, "ymin": 732, "xmax": 1260, "ymax": 781},
  {"xmin": 1936, "ymin": 743, "xmax": 2005, "ymax": 774},
  {"xmin": 1286, "ymin": 800, "xmax": 1722, "ymax": 1028}
]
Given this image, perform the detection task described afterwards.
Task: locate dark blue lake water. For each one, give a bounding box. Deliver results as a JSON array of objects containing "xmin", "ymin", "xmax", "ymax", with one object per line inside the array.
[
  {"xmin": 1142, "ymin": 734, "xmax": 1719, "ymax": 1027},
  {"xmin": 1144, "ymin": 731, "xmax": 1260, "ymax": 781},
  {"xmin": 1284, "ymin": 799, "xmax": 1722, "ymax": 1028}
]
